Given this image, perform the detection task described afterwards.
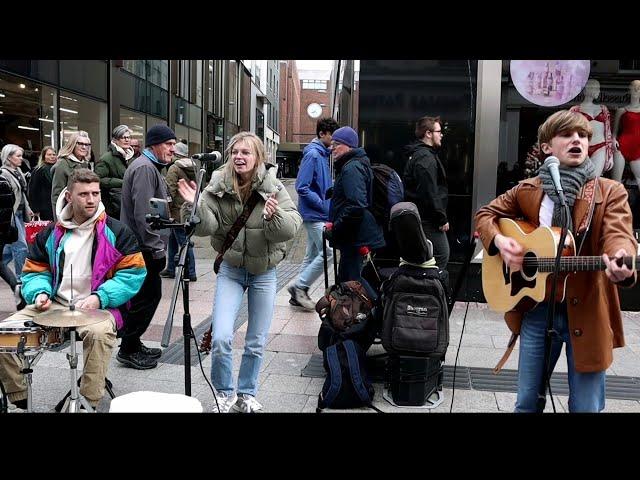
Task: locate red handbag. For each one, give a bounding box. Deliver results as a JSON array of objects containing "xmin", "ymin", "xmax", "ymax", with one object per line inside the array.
[{"xmin": 25, "ymin": 215, "xmax": 52, "ymax": 244}]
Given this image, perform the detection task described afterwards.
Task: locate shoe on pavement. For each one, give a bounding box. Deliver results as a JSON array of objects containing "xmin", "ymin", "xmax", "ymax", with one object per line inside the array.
[
  {"xmin": 159, "ymin": 270, "xmax": 175, "ymax": 279},
  {"xmin": 233, "ymin": 394, "xmax": 264, "ymax": 413},
  {"xmin": 212, "ymin": 391, "xmax": 238, "ymax": 413},
  {"xmin": 287, "ymin": 285, "xmax": 315, "ymax": 310},
  {"xmin": 139, "ymin": 343, "xmax": 162, "ymax": 359},
  {"xmin": 188, "ymin": 275, "xmax": 197, "ymax": 282},
  {"xmin": 116, "ymin": 350, "xmax": 158, "ymax": 370}
]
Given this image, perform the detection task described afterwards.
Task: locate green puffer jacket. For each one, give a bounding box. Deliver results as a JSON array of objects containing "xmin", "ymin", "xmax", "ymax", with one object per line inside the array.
[
  {"xmin": 190, "ymin": 163, "xmax": 302, "ymax": 274},
  {"xmin": 95, "ymin": 143, "xmax": 131, "ymax": 218}
]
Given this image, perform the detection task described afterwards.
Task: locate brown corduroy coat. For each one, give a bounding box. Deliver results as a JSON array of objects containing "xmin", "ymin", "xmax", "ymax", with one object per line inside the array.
[{"xmin": 475, "ymin": 176, "xmax": 637, "ymax": 372}]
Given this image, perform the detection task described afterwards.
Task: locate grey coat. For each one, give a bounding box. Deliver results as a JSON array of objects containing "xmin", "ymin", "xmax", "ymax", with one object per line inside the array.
[{"xmin": 120, "ymin": 154, "xmax": 170, "ymax": 259}]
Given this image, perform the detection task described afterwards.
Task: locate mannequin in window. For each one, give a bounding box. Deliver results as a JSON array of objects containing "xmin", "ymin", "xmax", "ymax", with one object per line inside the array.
[
  {"xmin": 613, "ymin": 80, "xmax": 640, "ymax": 186},
  {"xmin": 570, "ymin": 78, "xmax": 617, "ymax": 177}
]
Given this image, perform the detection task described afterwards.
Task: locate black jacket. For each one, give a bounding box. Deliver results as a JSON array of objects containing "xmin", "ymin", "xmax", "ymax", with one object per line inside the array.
[
  {"xmin": 403, "ymin": 141, "xmax": 448, "ymax": 227},
  {"xmin": 28, "ymin": 163, "xmax": 54, "ymax": 221},
  {"xmin": 329, "ymin": 148, "xmax": 385, "ymax": 250}
]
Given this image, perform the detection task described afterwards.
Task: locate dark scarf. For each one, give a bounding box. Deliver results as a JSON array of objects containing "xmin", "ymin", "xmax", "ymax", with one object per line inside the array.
[{"xmin": 538, "ymin": 158, "xmax": 595, "ymax": 232}]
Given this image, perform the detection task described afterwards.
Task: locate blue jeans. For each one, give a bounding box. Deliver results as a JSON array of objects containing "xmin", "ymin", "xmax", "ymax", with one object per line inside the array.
[
  {"xmin": 515, "ymin": 302, "xmax": 606, "ymax": 413},
  {"xmin": 3, "ymin": 211, "xmax": 27, "ymax": 279},
  {"xmin": 295, "ymin": 221, "xmax": 331, "ymax": 290},
  {"xmin": 210, "ymin": 262, "xmax": 277, "ymax": 396},
  {"xmin": 338, "ymin": 246, "xmax": 377, "ymax": 301},
  {"xmin": 165, "ymin": 227, "xmax": 196, "ymax": 277}
]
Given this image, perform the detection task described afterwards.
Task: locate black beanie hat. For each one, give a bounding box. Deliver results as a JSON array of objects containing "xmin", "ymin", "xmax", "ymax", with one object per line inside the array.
[{"xmin": 145, "ymin": 125, "xmax": 176, "ymax": 147}]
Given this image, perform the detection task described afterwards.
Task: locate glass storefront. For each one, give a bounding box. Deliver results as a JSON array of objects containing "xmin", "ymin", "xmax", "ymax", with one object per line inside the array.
[
  {"xmin": 120, "ymin": 108, "xmax": 145, "ymax": 143},
  {"xmin": 358, "ymin": 60, "xmax": 478, "ymax": 266},
  {"xmin": 497, "ymin": 60, "xmax": 640, "ymax": 226},
  {"xmin": 59, "ymin": 90, "xmax": 107, "ymax": 156},
  {"xmin": 0, "ymin": 72, "xmax": 57, "ymax": 168},
  {"xmin": 175, "ymin": 123, "xmax": 202, "ymax": 156}
]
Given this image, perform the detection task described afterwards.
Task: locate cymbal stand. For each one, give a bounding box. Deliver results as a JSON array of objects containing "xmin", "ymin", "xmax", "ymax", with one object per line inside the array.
[
  {"xmin": 64, "ymin": 326, "xmax": 93, "ymax": 413},
  {"xmin": 62, "ymin": 265, "xmax": 93, "ymax": 412}
]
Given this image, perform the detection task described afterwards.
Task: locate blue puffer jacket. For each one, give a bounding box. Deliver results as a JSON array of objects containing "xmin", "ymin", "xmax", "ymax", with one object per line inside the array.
[
  {"xmin": 329, "ymin": 148, "xmax": 385, "ymax": 250},
  {"xmin": 295, "ymin": 139, "xmax": 332, "ymax": 222}
]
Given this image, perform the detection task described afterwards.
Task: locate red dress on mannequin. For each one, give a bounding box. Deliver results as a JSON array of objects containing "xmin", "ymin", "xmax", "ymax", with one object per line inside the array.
[{"xmin": 617, "ymin": 110, "xmax": 640, "ymax": 162}]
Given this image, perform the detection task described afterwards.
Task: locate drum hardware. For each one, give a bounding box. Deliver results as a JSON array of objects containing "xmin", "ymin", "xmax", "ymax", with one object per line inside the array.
[{"xmin": 33, "ymin": 269, "xmax": 110, "ymax": 413}]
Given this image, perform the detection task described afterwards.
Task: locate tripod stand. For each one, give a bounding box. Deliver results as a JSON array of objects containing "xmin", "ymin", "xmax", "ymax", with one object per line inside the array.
[{"xmin": 150, "ymin": 167, "xmax": 207, "ymax": 397}]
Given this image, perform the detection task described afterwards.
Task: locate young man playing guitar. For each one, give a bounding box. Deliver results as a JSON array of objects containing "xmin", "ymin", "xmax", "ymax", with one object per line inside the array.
[{"xmin": 475, "ymin": 110, "xmax": 637, "ymax": 412}]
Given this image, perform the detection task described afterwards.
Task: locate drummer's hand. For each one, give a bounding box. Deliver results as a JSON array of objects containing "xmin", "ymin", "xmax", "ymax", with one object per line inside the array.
[
  {"xmin": 76, "ymin": 294, "xmax": 101, "ymax": 310},
  {"xmin": 35, "ymin": 293, "xmax": 51, "ymax": 311}
]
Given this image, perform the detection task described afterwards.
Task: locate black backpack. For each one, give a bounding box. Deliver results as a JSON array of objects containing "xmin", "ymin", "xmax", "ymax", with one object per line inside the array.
[
  {"xmin": 0, "ymin": 174, "xmax": 17, "ymax": 244},
  {"xmin": 317, "ymin": 339, "xmax": 381, "ymax": 412},
  {"xmin": 369, "ymin": 163, "xmax": 404, "ymax": 228},
  {"xmin": 381, "ymin": 265, "xmax": 450, "ymax": 357}
]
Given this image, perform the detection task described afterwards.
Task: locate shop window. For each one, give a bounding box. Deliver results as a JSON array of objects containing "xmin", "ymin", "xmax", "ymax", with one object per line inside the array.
[
  {"xmin": 498, "ymin": 60, "xmax": 640, "ymax": 229},
  {"xmin": 120, "ymin": 108, "xmax": 145, "ymax": 144},
  {"xmin": 60, "ymin": 60, "xmax": 107, "ymax": 100},
  {"xmin": 59, "ymin": 90, "xmax": 107, "ymax": 157},
  {"xmin": 0, "ymin": 72, "xmax": 57, "ymax": 168},
  {"xmin": 147, "ymin": 84, "xmax": 167, "ymax": 118}
]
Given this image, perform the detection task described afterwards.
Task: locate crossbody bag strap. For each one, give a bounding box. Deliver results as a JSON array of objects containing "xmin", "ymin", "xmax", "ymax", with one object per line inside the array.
[{"xmin": 213, "ymin": 190, "xmax": 262, "ymax": 274}]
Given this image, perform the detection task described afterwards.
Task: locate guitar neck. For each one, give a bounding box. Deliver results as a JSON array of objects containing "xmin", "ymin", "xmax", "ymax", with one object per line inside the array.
[{"xmin": 533, "ymin": 256, "xmax": 640, "ymax": 272}]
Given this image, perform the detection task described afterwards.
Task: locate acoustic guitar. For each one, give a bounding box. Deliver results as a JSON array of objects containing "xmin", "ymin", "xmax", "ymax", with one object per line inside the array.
[{"xmin": 482, "ymin": 218, "xmax": 638, "ymax": 313}]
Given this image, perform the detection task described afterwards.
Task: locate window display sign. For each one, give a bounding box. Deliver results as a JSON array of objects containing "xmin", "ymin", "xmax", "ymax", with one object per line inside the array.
[{"xmin": 510, "ymin": 60, "xmax": 590, "ymax": 107}]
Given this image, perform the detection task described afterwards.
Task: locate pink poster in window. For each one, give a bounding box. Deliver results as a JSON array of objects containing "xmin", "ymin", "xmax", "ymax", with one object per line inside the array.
[{"xmin": 510, "ymin": 60, "xmax": 590, "ymax": 107}]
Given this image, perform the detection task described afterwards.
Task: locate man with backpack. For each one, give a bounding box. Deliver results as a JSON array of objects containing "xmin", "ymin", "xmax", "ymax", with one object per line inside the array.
[
  {"xmin": 288, "ymin": 117, "xmax": 339, "ymax": 310},
  {"xmin": 403, "ymin": 116, "xmax": 450, "ymax": 270},
  {"xmin": 328, "ymin": 127, "xmax": 384, "ymax": 300}
]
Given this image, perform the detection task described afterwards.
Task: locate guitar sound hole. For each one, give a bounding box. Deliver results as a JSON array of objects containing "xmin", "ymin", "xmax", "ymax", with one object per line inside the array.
[{"xmin": 522, "ymin": 252, "xmax": 538, "ymax": 279}]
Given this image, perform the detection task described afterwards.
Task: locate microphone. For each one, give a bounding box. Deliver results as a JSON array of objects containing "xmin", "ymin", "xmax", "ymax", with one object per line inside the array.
[
  {"xmin": 544, "ymin": 155, "xmax": 566, "ymax": 206},
  {"xmin": 192, "ymin": 151, "xmax": 223, "ymax": 162},
  {"xmin": 544, "ymin": 156, "xmax": 562, "ymax": 191}
]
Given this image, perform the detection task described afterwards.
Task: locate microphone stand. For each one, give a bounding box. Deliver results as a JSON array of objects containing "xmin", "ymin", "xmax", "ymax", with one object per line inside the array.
[
  {"xmin": 536, "ymin": 189, "xmax": 571, "ymax": 413},
  {"xmin": 148, "ymin": 167, "xmax": 205, "ymax": 396}
]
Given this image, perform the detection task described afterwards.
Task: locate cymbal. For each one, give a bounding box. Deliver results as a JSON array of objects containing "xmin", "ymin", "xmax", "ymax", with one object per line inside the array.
[{"xmin": 34, "ymin": 308, "xmax": 111, "ymax": 328}]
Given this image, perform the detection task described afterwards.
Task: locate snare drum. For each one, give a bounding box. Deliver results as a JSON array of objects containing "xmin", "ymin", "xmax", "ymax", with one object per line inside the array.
[{"xmin": 0, "ymin": 319, "xmax": 65, "ymax": 354}]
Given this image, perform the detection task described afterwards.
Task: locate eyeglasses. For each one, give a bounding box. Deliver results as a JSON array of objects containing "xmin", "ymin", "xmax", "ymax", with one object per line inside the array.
[
  {"xmin": 430, "ymin": 130, "xmax": 443, "ymax": 134},
  {"xmin": 76, "ymin": 142, "xmax": 91, "ymax": 147},
  {"xmin": 120, "ymin": 136, "xmax": 131, "ymax": 140}
]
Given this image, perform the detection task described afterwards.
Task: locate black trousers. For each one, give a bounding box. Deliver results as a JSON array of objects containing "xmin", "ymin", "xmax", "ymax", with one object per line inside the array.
[
  {"xmin": 120, "ymin": 251, "xmax": 165, "ymax": 353},
  {"xmin": 422, "ymin": 222, "xmax": 450, "ymax": 271}
]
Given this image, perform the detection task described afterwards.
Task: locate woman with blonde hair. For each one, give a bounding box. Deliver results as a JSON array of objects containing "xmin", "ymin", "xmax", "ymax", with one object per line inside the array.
[
  {"xmin": 178, "ymin": 132, "xmax": 302, "ymax": 413},
  {"xmin": 0, "ymin": 144, "xmax": 33, "ymax": 291},
  {"xmin": 28, "ymin": 146, "xmax": 57, "ymax": 221},
  {"xmin": 51, "ymin": 131, "xmax": 91, "ymax": 216}
]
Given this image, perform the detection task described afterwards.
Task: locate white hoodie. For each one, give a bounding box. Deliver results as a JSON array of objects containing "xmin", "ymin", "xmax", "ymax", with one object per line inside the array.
[{"xmin": 54, "ymin": 188, "xmax": 106, "ymax": 305}]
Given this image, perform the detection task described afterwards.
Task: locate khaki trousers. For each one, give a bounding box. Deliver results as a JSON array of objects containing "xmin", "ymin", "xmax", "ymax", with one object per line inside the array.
[{"xmin": 0, "ymin": 302, "xmax": 116, "ymax": 406}]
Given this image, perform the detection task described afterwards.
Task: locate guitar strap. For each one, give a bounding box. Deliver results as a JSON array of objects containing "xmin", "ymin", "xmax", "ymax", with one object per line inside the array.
[
  {"xmin": 575, "ymin": 176, "xmax": 598, "ymax": 256},
  {"xmin": 494, "ymin": 178, "xmax": 600, "ymax": 374}
]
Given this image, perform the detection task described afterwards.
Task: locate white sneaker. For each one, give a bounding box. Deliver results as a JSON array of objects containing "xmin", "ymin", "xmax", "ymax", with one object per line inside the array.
[
  {"xmin": 289, "ymin": 285, "xmax": 315, "ymax": 310},
  {"xmin": 233, "ymin": 394, "xmax": 263, "ymax": 413},
  {"xmin": 7, "ymin": 402, "xmax": 26, "ymax": 413},
  {"xmin": 212, "ymin": 391, "xmax": 237, "ymax": 413}
]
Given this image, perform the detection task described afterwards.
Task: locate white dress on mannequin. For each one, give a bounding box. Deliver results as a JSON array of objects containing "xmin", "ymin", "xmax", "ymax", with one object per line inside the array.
[
  {"xmin": 570, "ymin": 78, "xmax": 617, "ymax": 178},
  {"xmin": 613, "ymin": 79, "xmax": 640, "ymax": 187}
]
